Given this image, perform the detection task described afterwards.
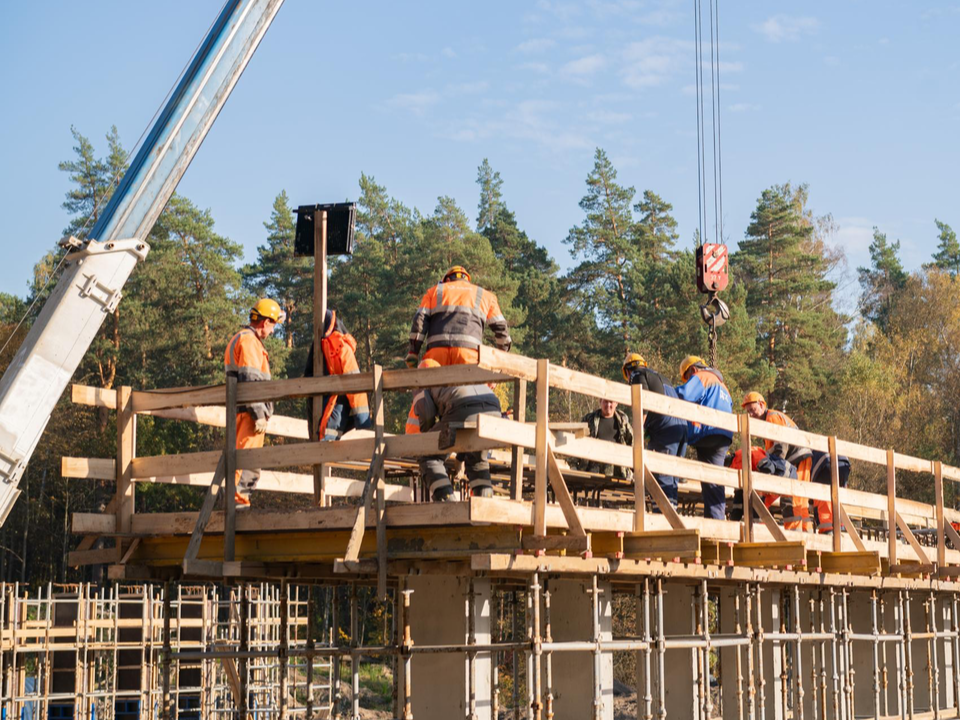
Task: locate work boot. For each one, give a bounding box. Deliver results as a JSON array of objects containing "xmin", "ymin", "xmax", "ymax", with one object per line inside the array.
[
  {"xmin": 431, "ymin": 486, "xmax": 456, "ymax": 503},
  {"xmin": 472, "ymin": 486, "xmax": 494, "ymax": 498},
  {"xmin": 235, "ymin": 492, "xmax": 251, "ymax": 510}
]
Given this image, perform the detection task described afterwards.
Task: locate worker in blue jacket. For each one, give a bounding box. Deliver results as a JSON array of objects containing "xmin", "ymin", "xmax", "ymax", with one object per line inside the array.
[
  {"xmin": 676, "ymin": 355, "xmax": 734, "ymax": 519},
  {"xmin": 622, "ymin": 353, "xmax": 687, "ymax": 507}
]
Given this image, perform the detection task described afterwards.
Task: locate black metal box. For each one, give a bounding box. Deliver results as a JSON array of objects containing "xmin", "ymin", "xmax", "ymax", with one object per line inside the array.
[{"xmin": 294, "ymin": 202, "xmax": 356, "ymax": 256}]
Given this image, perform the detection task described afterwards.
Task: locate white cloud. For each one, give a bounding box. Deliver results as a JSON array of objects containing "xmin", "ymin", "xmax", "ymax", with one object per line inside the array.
[
  {"xmin": 835, "ymin": 217, "xmax": 875, "ymax": 261},
  {"xmin": 394, "ymin": 52, "xmax": 429, "ymax": 63},
  {"xmin": 519, "ymin": 61, "xmax": 551, "ymax": 74},
  {"xmin": 446, "ymin": 81, "xmax": 489, "ymax": 95},
  {"xmin": 586, "ymin": 110, "xmax": 632, "ymax": 124},
  {"xmin": 441, "ymin": 99, "xmax": 592, "ymax": 152},
  {"xmin": 441, "ymin": 47, "xmax": 457, "ymax": 59},
  {"xmin": 824, "ymin": 56, "xmax": 840, "ymax": 67},
  {"xmin": 622, "ymin": 37, "xmax": 691, "ymax": 89},
  {"xmin": 752, "ymin": 15, "xmax": 819, "ymax": 43},
  {"xmin": 727, "ymin": 102, "xmax": 759, "ymax": 113},
  {"xmin": 535, "ymin": 0, "xmax": 582, "ymax": 22},
  {"xmin": 561, "ymin": 54, "xmax": 606, "ymax": 78},
  {"xmin": 517, "ymin": 38, "xmax": 556, "ymax": 54},
  {"xmin": 386, "ymin": 90, "xmax": 440, "ymax": 117}
]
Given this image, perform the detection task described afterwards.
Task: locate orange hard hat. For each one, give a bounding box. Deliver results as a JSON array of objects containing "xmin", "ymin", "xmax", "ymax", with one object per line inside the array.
[
  {"xmin": 741, "ymin": 391, "xmax": 766, "ymax": 408},
  {"xmin": 443, "ymin": 265, "xmax": 471, "ymax": 282}
]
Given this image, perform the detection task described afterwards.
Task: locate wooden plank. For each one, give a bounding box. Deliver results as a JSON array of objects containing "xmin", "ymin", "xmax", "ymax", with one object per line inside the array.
[
  {"xmin": 893, "ymin": 453, "xmax": 933, "ymax": 474},
  {"xmin": 733, "ymin": 542, "xmax": 807, "ymax": 569},
  {"xmin": 640, "ymin": 390, "xmax": 738, "ymax": 434},
  {"xmin": 739, "ymin": 414, "xmax": 753, "ymax": 542},
  {"xmin": 75, "ymin": 496, "xmax": 117, "ymax": 552},
  {"xmin": 521, "ymin": 535, "xmax": 590, "ymax": 553},
  {"xmin": 313, "ymin": 215, "xmax": 327, "ymax": 505},
  {"xmin": 621, "ymin": 529, "xmax": 701, "ymax": 561},
  {"xmin": 534, "ymin": 359, "xmax": 549, "ymax": 537},
  {"xmin": 896, "ymin": 512, "xmax": 930, "ymax": 564},
  {"xmin": 182, "ymin": 559, "xmax": 224, "ymax": 577},
  {"xmin": 72, "ymin": 384, "xmax": 118, "ymax": 409},
  {"xmin": 68, "ymin": 547, "xmax": 118, "ymax": 567},
  {"xmin": 835, "ymin": 439, "xmax": 887, "ymax": 466},
  {"xmin": 818, "ymin": 551, "xmax": 882, "ymax": 577},
  {"xmin": 936, "ymin": 461, "xmax": 946, "ymax": 568},
  {"xmin": 510, "ymin": 378, "xmax": 526, "ymax": 500},
  {"xmin": 72, "ymin": 513, "xmax": 117, "ymax": 535},
  {"xmin": 631, "ymin": 383, "xmax": 644, "ymax": 532},
  {"xmin": 116, "ymin": 387, "xmax": 135, "ymax": 539},
  {"xmin": 829, "ymin": 435, "xmax": 841, "ymax": 552},
  {"xmin": 184, "ymin": 454, "xmax": 227, "ymax": 564},
  {"xmin": 749, "ymin": 416, "xmax": 829, "ymax": 454},
  {"xmin": 119, "ymin": 537, "xmax": 141, "ymax": 565},
  {"xmin": 545, "ymin": 446, "xmax": 586, "ymax": 537},
  {"xmin": 887, "ymin": 449, "xmax": 897, "ymax": 566},
  {"xmin": 377, "ymin": 482, "xmax": 387, "ymax": 599},
  {"xmin": 750, "ymin": 491, "xmax": 788, "ymax": 543},
  {"xmin": 61, "ymin": 457, "xmax": 115, "ymax": 480},
  {"xmin": 224, "ymin": 374, "xmax": 237, "ymax": 563},
  {"xmin": 942, "ymin": 464, "xmax": 960, "ymax": 482}
]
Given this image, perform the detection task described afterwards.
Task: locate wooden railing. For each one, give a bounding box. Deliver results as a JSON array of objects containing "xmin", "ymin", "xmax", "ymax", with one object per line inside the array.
[{"xmin": 62, "ymin": 346, "xmax": 960, "ymax": 580}]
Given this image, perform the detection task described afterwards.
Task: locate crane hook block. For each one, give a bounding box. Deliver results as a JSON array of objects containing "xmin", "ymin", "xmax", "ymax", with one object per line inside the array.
[{"xmin": 696, "ymin": 242, "xmax": 729, "ymax": 294}]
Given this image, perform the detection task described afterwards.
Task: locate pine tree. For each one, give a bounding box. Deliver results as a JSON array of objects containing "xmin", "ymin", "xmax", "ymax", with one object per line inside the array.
[
  {"xmin": 565, "ymin": 148, "xmax": 640, "ymax": 353},
  {"xmin": 858, "ymin": 227, "xmax": 907, "ymax": 332},
  {"xmin": 931, "ymin": 219, "xmax": 960, "ymax": 277},
  {"xmin": 476, "ymin": 158, "xmax": 504, "ymax": 231},
  {"xmin": 734, "ymin": 183, "xmax": 846, "ymax": 418}
]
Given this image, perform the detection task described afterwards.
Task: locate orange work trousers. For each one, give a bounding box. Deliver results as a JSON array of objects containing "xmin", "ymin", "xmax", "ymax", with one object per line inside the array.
[
  {"xmin": 423, "ymin": 346, "xmax": 479, "ymax": 367},
  {"xmin": 236, "ymin": 413, "xmax": 265, "ymax": 493},
  {"xmin": 782, "ymin": 457, "xmax": 812, "ymax": 531}
]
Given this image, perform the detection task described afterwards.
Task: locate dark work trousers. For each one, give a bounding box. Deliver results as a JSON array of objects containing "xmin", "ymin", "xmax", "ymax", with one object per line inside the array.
[
  {"xmin": 648, "ymin": 428, "xmax": 687, "ymax": 509},
  {"xmin": 321, "ymin": 395, "xmax": 372, "ymax": 441},
  {"xmin": 693, "ymin": 435, "xmax": 731, "ymax": 519},
  {"xmin": 420, "ymin": 400, "xmax": 501, "ymax": 497}
]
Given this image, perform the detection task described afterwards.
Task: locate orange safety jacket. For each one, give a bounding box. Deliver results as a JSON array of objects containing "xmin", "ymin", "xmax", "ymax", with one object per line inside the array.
[
  {"xmin": 762, "ymin": 409, "xmax": 812, "ymax": 467},
  {"xmin": 408, "ymin": 279, "xmax": 511, "ymax": 355},
  {"xmin": 318, "ymin": 329, "xmax": 371, "ymax": 435},
  {"xmin": 224, "ymin": 327, "xmax": 272, "ymax": 421},
  {"xmin": 404, "ymin": 391, "xmax": 425, "ymax": 435}
]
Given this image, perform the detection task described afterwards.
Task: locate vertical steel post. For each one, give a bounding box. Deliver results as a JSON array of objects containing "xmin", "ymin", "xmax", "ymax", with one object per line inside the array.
[
  {"xmin": 871, "ymin": 591, "xmax": 881, "ymax": 720},
  {"xmin": 641, "ymin": 580, "xmax": 653, "ymax": 720},
  {"xmin": 162, "ymin": 582, "xmax": 171, "ymax": 720},
  {"xmin": 401, "ymin": 585, "xmax": 413, "ymax": 720},
  {"xmin": 792, "ymin": 586, "xmax": 805, "ymax": 720},
  {"xmin": 351, "ymin": 583, "xmax": 359, "ymax": 720},
  {"xmin": 468, "ymin": 579, "xmax": 478, "ymax": 720},
  {"xmin": 544, "ymin": 580, "xmax": 554, "ymax": 720},
  {"xmin": 306, "ymin": 586, "xmax": 315, "ymax": 720},
  {"xmin": 656, "ymin": 579, "xmax": 667, "ymax": 720},
  {"xmin": 531, "ymin": 574, "xmax": 542, "ymax": 720},
  {"xmin": 904, "ymin": 591, "xmax": 915, "ymax": 718}
]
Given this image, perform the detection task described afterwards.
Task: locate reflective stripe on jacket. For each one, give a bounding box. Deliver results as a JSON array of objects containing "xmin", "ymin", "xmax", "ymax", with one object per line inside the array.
[
  {"xmin": 224, "ymin": 327, "xmax": 272, "ymax": 421},
  {"xmin": 405, "ymin": 392, "xmax": 424, "ymax": 435},
  {"xmin": 409, "ymin": 279, "xmax": 511, "ymax": 354},
  {"xmin": 318, "ymin": 331, "xmax": 370, "ymax": 435},
  {"xmin": 762, "ymin": 408, "xmax": 813, "ymax": 467},
  {"xmin": 676, "ymin": 367, "xmax": 734, "ymax": 445},
  {"xmin": 414, "ymin": 384, "xmax": 501, "ymax": 432}
]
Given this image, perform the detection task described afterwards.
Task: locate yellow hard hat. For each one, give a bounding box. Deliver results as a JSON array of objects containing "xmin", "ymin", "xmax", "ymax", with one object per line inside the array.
[
  {"xmin": 679, "ymin": 354, "xmax": 705, "ymax": 379},
  {"xmin": 742, "ymin": 391, "xmax": 766, "ymax": 408},
  {"xmin": 418, "ymin": 359, "xmax": 441, "ymax": 369},
  {"xmin": 443, "ymin": 265, "xmax": 471, "ymax": 282},
  {"xmin": 251, "ymin": 298, "xmax": 284, "ymax": 323},
  {"xmin": 621, "ymin": 352, "xmax": 647, "ymax": 382}
]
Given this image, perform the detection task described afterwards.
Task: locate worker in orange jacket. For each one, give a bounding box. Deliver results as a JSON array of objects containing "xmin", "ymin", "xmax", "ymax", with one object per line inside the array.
[
  {"xmin": 406, "ymin": 265, "xmax": 511, "ymax": 368},
  {"xmin": 305, "ymin": 310, "xmax": 371, "ymax": 440},
  {"xmin": 224, "ymin": 298, "xmax": 285, "ymax": 508},
  {"xmin": 405, "ymin": 359, "xmax": 441, "ymax": 435},
  {"xmin": 742, "ymin": 392, "xmax": 815, "ymax": 532}
]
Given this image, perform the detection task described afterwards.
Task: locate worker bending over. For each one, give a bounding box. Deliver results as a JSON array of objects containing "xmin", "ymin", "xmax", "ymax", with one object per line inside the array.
[
  {"xmin": 406, "ymin": 265, "xmax": 511, "ymax": 368},
  {"xmin": 622, "ymin": 353, "xmax": 687, "ymax": 506},
  {"xmin": 727, "ymin": 446, "xmax": 797, "ymax": 521},
  {"xmin": 305, "ymin": 310, "xmax": 371, "ymax": 440},
  {"xmin": 676, "ymin": 355, "xmax": 734, "ymax": 519},
  {"xmin": 742, "ymin": 392, "xmax": 813, "ymax": 531},
  {"xmin": 412, "ymin": 377, "xmax": 502, "ymax": 501},
  {"xmin": 404, "ymin": 359, "xmax": 441, "ymax": 435},
  {"xmin": 224, "ymin": 298, "xmax": 285, "ymax": 508}
]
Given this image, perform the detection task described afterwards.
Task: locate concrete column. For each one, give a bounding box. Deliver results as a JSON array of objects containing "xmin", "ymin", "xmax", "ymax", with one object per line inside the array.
[
  {"xmin": 719, "ymin": 586, "xmax": 743, "ymax": 720},
  {"xmin": 405, "ymin": 575, "xmax": 492, "ymax": 720},
  {"xmin": 909, "ymin": 591, "xmax": 932, "ymax": 713},
  {"xmin": 847, "ymin": 591, "xmax": 877, "ymax": 718},
  {"xmin": 939, "ymin": 595, "xmax": 956, "ymax": 712},
  {"xmin": 659, "ymin": 582, "xmax": 698, "ymax": 719},
  {"xmin": 548, "ymin": 578, "xmax": 613, "ymax": 720},
  {"xmin": 881, "ymin": 592, "xmax": 904, "ymax": 718},
  {"xmin": 762, "ymin": 588, "xmax": 784, "ymax": 720}
]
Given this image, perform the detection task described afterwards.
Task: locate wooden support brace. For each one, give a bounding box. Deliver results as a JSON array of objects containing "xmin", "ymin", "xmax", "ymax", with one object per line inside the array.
[
  {"xmin": 829, "ymin": 435, "xmax": 842, "ymax": 552},
  {"xmin": 510, "ymin": 378, "xmax": 526, "ymax": 500},
  {"xmin": 545, "ymin": 445, "xmax": 586, "ymax": 537},
  {"xmin": 935, "ymin": 460, "xmax": 946, "ymax": 568},
  {"xmin": 895, "ymin": 512, "xmax": 930, "ymax": 565},
  {"xmin": 115, "ymin": 386, "xmax": 135, "ymax": 562},
  {"xmin": 835, "ymin": 502, "xmax": 867, "ymax": 552},
  {"xmin": 631, "ymin": 383, "xmax": 644, "ymax": 532},
  {"xmin": 224, "ymin": 373, "xmax": 238, "ymax": 563},
  {"xmin": 750, "ymin": 490, "xmax": 788, "ymax": 542},
  {"xmin": 886, "ymin": 448, "xmax": 897, "ymax": 566},
  {"xmin": 183, "ymin": 454, "xmax": 227, "ymax": 566},
  {"xmin": 118, "ymin": 538, "xmax": 141, "ymax": 565},
  {"xmin": 642, "ymin": 467, "xmax": 686, "ymax": 530},
  {"xmin": 945, "ymin": 519, "xmax": 960, "ymax": 552},
  {"xmin": 534, "ymin": 359, "xmax": 549, "ymax": 537},
  {"xmin": 343, "ymin": 365, "xmax": 385, "ymax": 563},
  {"xmin": 313, "ymin": 210, "xmax": 328, "ymax": 505},
  {"xmin": 739, "ymin": 414, "xmax": 753, "ymax": 542},
  {"xmin": 75, "ymin": 497, "xmax": 118, "ymax": 552},
  {"xmin": 376, "ymin": 482, "xmax": 387, "ymax": 600}
]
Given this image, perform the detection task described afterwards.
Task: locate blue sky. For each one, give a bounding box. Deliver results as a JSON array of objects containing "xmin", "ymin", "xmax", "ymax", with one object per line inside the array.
[{"xmin": 1, "ymin": 1, "xmax": 958, "ymax": 309}]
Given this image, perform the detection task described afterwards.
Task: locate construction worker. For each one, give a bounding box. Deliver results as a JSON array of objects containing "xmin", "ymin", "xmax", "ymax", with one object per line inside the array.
[
  {"xmin": 577, "ymin": 398, "xmax": 634, "ymax": 481},
  {"xmin": 406, "ymin": 265, "xmax": 511, "ymax": 368},
  {"xmin": 622, "ymin": 354, "xmax": 687, "ymax": 506},
  {"xmin": 404, "ymin": 359, "xmax": 441, "ymax": 435},
  {"xmin": 224, "ymin": 298, "xmax": 285, "ymax": 508},
  {"xmin": 741, "ymin": 392, "xmax": 814, "ymax": 531},
  {"xmin": 676, "ymin": 355, "xmax": 734, "ymax": 519},
  {"xmin": 413, "ymin": 377, "xmax": 502, "ymax": 501},
  {"xmin": 305, "ymin": 310, "xmax": 371, "ymax": 440},
  {"xmin": 809, "ymin": 449, "xmax": 852, "ymax": 533},
  {"xmin": 727, "ymin": 446, "xmax": 797, "ymax": 521}
]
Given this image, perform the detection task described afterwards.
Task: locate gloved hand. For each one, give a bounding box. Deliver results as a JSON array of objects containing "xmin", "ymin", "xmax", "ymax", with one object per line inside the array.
[
  {"xmin": 254, "ymin": 417, "xmax": 268, "ymax": 434},
  {"xmin": 405, "ymin": 352, "xmax": 419, "ymax": 369},
  {"xmin": 500, "ymin": 340, "xmax": 512, "ymax": 353}
]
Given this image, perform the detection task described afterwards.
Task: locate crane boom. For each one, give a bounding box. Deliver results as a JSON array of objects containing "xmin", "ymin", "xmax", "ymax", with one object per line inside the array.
[{"xmin": 0, "ymin": 0, "xmax": 284, "ymax": 525}]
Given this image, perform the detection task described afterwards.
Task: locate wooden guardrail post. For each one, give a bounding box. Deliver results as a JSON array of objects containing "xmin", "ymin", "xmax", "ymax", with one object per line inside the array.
[
  {"xmin": 829, "ymin": 436, "xmax": 841, "ymax": 552},
  {"xmin": 510, "ymin": 378, "xmax": 526, "ymax": 500},
  {"xmin": 886, "ymin": 449, "xmax": 896, "ymax": 567},
  {"xmin": 738, "ymin": 414, "xmax": 753, "ymax": 543},
  {"xmin": 115, "ymin": 386, "xmax": 135, "ymax": 561},
  {"xmin": 631, "ymin": 383, "xmax": 644, "ymax": 532},
  {"xmin": 224, "ymin": 373, "xmax": 238, "ymax": 563},
  {"xmin": 535, "ymin": 359, "xmax": 549, "ymax": 537},
  {"xmin": 313, "ymin": 209, "xmax": 328, "ymax": 507},
  {"xmin": 935, "ymin": 460, "xmax": 945, "ymax": 569}
]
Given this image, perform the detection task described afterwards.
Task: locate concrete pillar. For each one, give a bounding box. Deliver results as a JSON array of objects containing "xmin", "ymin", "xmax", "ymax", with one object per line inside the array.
[
  {"xmin": 762, "ymin": 588, "xmax": 784, "ymax": 720},
  {"xmin": 405, "ymin": 575, "xmax": 492, "ymax": 720},
  {"xmin": 881, "ymin": 591, "xmax": 904, "ymax": 718},
  {"xmin": 659, "ymin": 582, "xmax": 698, "ymax": 719},
  {"xmin": 939, "ymin": 594, "xmax": 957, "ymax": 712},
  {"xmin": 719, "ymin": 586, "xmax": 744, "ymax": 720},
  {"xmin": 548, "ymin": 578, "xmax": 613, "ymax": 720},
  {"xmin": 909, "ymin": 591, "xmax": 932, "ymax": 713}
]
